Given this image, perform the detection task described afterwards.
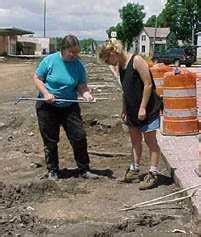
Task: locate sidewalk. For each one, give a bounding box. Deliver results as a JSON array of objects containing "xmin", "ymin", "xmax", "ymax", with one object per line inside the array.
[
  {"xmin": 157, "ymin": 69, "xmax": 201, "ymax": 217},
  {"xmin": 157, "ymin": 133, "xmax": 200, "ymax": 217}
]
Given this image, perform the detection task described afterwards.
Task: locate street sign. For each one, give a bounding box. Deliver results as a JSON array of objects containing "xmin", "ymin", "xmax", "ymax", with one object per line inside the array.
[{"xmin": 111, "ymin": 31, "xmax": 117, "ymax": 38}]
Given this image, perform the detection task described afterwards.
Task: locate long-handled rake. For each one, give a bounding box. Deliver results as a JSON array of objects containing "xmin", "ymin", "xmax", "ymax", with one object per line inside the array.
[{"xmin": 15, "ymin": 96, "xmax": 108, "ymax": 105}]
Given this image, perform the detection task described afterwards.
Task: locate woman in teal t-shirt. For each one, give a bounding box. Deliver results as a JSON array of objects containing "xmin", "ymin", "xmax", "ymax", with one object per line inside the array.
[{"xmin": 33, "ymin": 35, "xmax": 98, "ymax": 180}]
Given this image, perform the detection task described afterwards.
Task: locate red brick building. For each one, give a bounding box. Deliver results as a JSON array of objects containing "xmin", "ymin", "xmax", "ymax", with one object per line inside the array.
[{"xmin": 0, "ymin": 27, "xmax": 33, "ymax": 56}]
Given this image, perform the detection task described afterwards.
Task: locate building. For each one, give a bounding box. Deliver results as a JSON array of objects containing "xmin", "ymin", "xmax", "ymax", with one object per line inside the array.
[
  {"xmin": 133, "ymin": 27, "xmax": 170, "ymax": 57},
  {"xmin": 0, "ymin": 27, "xmax": 33, "ymax": 56},
  {"xmin": 18, "ymin": 35, "xmax": 50, "ymax": 55}
]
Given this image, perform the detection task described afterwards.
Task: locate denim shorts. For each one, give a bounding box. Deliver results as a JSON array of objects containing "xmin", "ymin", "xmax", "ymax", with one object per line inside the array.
[
  {"xmin": 136, "ymin": 116, "xmax": 160, "ymax": 133},
  {"xmin": 126, "ymin": 116, "xmax": 160, "ymax": 133}
]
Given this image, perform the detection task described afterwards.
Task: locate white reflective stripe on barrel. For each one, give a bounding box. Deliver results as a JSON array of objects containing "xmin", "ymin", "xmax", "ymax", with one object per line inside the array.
[
  {"xmin": 153, "ymin": 78, "xmax": 163, "ymax": 86},
  {"xmin": 163, "ymin": 88, "xmax": 196, "ymax": 97},
  {"xmin": 164, "ymin": 108, "xmax": 197, "ymax": 117}
]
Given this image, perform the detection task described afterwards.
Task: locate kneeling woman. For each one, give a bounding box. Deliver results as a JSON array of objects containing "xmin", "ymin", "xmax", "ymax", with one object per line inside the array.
[{"xmin": 98, "ymin": 40, "xmax": 162, "ymax": 190}]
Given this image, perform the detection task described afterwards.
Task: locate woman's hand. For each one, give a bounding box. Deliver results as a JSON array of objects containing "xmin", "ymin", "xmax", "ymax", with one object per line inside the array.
[
  {"xmin": 138, "ymin": 107, "xmax": 146, "ymax": 121},
  {"xmin": 82, "ymin": 91, "xmax": 94, "ymax": 102},
  {"xmin": 77, "ymin": 83, "xmax": 94, "ymax": 102},
  {"xmin": 44, "ymin": 92, "xmax": 55, "ymax": 103}
]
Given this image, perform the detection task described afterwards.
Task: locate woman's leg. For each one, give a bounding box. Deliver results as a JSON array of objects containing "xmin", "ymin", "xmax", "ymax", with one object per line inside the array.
[
  {"xmin": 122, "ymin": 126, "xmax": 143, "ymax": 183},
  {"xmin": 62, "ymin": 104, "xmax": 99, "ymax": 179},
  {"xmin": 139, "ymin": 130, "xmax": 160, "ymax": 190},
  {"xmin": 61, "ymin": 104, "xmax": 90, "ymax": 171},
  {"xmin": 36, "ymin": 102, "xmax": 60, "ymax": 174},
  {"xmin": 129, "ymin": 126, "xmax": 143, "ymax": 167},
  {"xmin": 143, "ymin": 130, "xmax": 160, "ymax": 170}
]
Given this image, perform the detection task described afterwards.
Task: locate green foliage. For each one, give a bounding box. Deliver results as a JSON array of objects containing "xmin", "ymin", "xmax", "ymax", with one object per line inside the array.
[
  {"xmin": 49, "ymin": 37, "xmax": 62, "ymax": 52},
  {"xmin": 56, "ymin": 38, "xmax": 62, "ymax": 51},
  {"xmin": 106, "ymin": 3, "xmax": 145, "ymax": 50},
  {"xmin": 166, "ymin": 32, "xmax": 178, "ymax": 49},
  {"xmin": 157, "ymin": 0, "xmax": 200, "ymax": 42},
  {"xmin": 106, "ymin": 23, "xmax": 126, "ymax": 47},
  {"xmin": 106, "ymin": 0, "xmax": 200, "ymax": 49},
  {"xmin": 182, "ymin": 44, "xmax": 196, "ymax": 58},
  {"xmin": 79, "ymin": 39, "xmax": 97, "ymax": 54},
  {"xmin": 157, "ymin": 10, "xmax": 168, "ymax": 27},
  {"xmin": 106, "ymin": 26, "xmax": 117, "ymax": 38},
  {"xmin": 119, "ymin": 3, "xmax": 145, "ymax": 50},
  {"xmin": 145, "ymin": 15, "xmax": 157, "ymax": 27}
]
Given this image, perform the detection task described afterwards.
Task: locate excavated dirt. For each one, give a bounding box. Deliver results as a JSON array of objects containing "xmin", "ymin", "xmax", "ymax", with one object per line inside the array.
[{"xmin": 0, "ymin": 56, "xmax": 200, "ymax": 236}]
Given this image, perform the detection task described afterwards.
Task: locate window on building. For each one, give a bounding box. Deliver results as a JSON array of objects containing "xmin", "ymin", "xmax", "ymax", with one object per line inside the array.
[
  {"xmin": 142, "ymin": 35, "xmax": 146, "ymax": 41},
  {"xmin": 142, "ymin": 45, "xmax": 145, "ymax": 53}
]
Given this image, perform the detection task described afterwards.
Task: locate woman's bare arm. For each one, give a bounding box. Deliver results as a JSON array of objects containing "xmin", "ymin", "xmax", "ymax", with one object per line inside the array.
[
  {"xmin": 133, "ymin": 55, "xmax": 152, "ymax": 120},
  {"xmin": 32, "ymin": 73, "xmax": 55, "ymax": 102}
]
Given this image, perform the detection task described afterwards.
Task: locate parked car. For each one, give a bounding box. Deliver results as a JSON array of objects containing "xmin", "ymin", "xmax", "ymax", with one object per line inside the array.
[{"xmin": 152, "ymin": 47, "xmax": 196, "ymax": 67}]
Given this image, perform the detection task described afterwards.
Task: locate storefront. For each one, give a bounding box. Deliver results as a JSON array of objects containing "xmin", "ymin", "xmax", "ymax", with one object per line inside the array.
[{"xmin": 0, "ymin": 27, "xmax": 33, "ymax": 56}]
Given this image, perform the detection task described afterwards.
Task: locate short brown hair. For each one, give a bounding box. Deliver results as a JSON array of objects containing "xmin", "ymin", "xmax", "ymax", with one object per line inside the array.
[{"xmin": 61, "ymin": 35, "xmax": 80, "ymax": 51}]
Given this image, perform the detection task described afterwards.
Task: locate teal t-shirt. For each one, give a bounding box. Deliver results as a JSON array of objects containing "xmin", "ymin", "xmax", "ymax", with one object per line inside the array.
[{"xmin": 35, "ymin": 52, "xmax": 86, "ymax": 107}]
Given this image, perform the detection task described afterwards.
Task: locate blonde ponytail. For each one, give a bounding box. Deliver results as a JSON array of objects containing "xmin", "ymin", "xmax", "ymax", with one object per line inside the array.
[{"xmin": 98, "ymin": 39, "xmax": 123, "ymax": 62}]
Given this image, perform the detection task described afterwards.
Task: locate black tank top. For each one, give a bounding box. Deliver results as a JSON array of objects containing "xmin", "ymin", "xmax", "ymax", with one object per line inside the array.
[{"xmin": 119, "ymin": 55, "xmax": 161, "ymax": 126}]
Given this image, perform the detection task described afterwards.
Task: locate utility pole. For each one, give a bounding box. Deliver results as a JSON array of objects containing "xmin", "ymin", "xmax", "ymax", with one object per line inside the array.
[
  {"xmin": 153, "ymin": 0, "xmax": 163, "ymax": 54},
  {"xmin": 153, "ymin": 16, "xmax": 158, "ymax": 53},
  {"xmin": 191, "ymin": 1, "xmax": 197, "ymax": 46},
  {"xmin": 43, "ymin": 0, "xmax": 46, "ymax": 38},
  {"xmin": 192, "ymin": 27, "xmax": 195, "ymax": 46}
]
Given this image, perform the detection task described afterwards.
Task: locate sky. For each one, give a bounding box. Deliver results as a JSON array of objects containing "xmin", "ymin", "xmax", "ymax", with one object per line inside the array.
[{"xmin": 0, "ymin": 0, "xmax": 166, "ymax": 40}]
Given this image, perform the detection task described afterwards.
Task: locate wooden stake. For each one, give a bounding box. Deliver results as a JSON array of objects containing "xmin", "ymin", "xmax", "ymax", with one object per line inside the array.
[
  {"xmin": 120, "ymin": 191, "xmax": 197, "ymax": 211},
  {"xmin": 120, "ymin": 184, "xmax": 201, "ymax": 211}
]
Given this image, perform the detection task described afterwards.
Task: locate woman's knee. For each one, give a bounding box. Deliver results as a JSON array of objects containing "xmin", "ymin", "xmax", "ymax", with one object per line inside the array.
[
  {"xmin": 144, "ymin": 135, "xmax": 160, "ymax": 151},
  {"xmin": 146, "ymin": 139, "xmax": 160, "ymax": 152},
  {"xmin": 129, "ymin": 129, "xmax": 142, "ymax": 145}
]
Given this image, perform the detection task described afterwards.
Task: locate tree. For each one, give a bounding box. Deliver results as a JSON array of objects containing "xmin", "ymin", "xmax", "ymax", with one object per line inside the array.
[
  {"xmin": 166, "ymin": 32, "xmax": 178, "ymax": 49},
  {"xmin": 106, "ymin": 3, "xmax": 145, "ymax": 50},
  {"xmin": 106, "ymin": 26, "xmax": 117, "ymax": 39},
  {"xmin": 119, "ymin": 3, "xmax": 145, "ymax": 50},
  {"xmin": 79, "ymin": 39, "xmax": 96, "ymax": 53},
  {"xmin": 145, "ymin": 15, "xmax": 157, "ymax": 27},
  {"xmin": 106, "ymin": 23, "xmax": 126, "ymax": 47},
  {"xmin": 156, "ymin": 0, "xmax": 200, "ymax": 43},
  {"xmin": 180, "ymin": 0, "xmax": 200, "ymax": 44},
  {"xmin": 157, "ymin": 10, "xmax": 168, "ymax": 27},
  {"xmin": 115, "ymin": 23, "xmax": 125, "ymax": 40}
]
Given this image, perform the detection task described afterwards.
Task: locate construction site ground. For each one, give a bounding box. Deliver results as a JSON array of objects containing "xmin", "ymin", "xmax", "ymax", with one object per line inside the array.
[{"xmin": 0, "ymin": 56, "xmax": 200, "ymax": 236}]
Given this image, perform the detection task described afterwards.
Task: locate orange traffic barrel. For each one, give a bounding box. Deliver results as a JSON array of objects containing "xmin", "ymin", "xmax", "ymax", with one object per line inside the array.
[
  {"xmin": 162, "ymin": 68, "xmax": 199, "ymax": 135},
  {"xmin": 150, "ymin": 63, "xmax": 171, "ymax": 97},
  {"xmin": 188, "ymin": 68, "xmax": 201, "ymax": 132},
  {"xmin": 194, "ymin": 71, "xmax": 201, "ymax": 131}
]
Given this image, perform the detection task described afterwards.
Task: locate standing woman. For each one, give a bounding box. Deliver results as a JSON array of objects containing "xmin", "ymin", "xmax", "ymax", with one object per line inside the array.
[
  {"xmin": 98, "ymin": 40, "xmax": 162, "ymax": 190},
  {"xmin": 33, "ymin": 35, "xmax": 98, "ymax": 180}
]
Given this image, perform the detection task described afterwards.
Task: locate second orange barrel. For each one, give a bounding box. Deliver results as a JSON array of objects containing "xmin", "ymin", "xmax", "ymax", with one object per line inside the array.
[
  {"xmin": 196, "ymin": 72, "xmax": 201, "ymax": 131},
  {"xmin": 150, "ymin": 63, "xmax": 171, "ymax": 97},
  {"xmin": 187, "ymin": 68, "xmax": 201, "ymax": 131},
  {"xmin": 162, "ymin": 69, "xmax": 199, "ymax": 135}
]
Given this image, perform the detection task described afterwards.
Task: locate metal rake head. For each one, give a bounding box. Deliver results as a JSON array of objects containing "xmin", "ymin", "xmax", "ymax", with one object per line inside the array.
[{"xmin": 14, "ymin": 97, "xmax": 22, "ymax": 105}]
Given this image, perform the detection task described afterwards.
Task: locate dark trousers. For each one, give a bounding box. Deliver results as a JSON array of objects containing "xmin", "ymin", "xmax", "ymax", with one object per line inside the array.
[{"xmin": 36, "ymin": 101, "xmax": 90, "ymax": 172}]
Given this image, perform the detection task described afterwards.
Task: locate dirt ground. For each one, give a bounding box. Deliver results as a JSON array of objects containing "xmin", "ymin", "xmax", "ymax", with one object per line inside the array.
[{"xmin": 0, "ymin": 56, "xmax": 200, "ymax": 236}]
